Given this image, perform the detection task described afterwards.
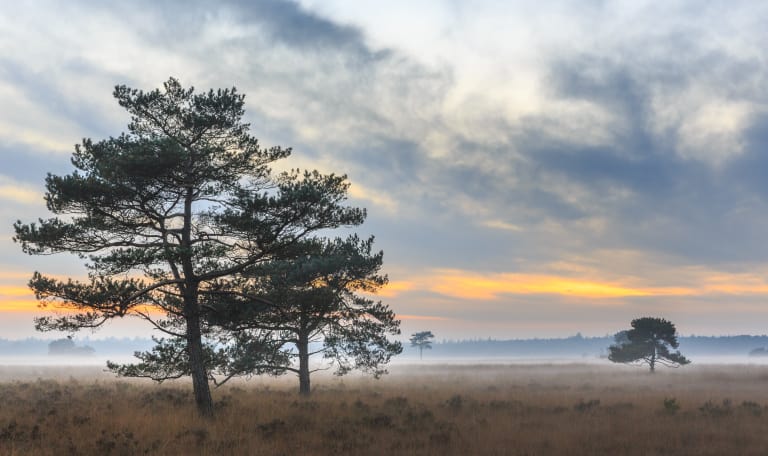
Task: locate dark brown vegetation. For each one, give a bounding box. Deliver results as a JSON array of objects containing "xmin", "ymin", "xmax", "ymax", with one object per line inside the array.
[{"xmin": 2, "ymin": 363, "xmax": 768, "ymax": 455}]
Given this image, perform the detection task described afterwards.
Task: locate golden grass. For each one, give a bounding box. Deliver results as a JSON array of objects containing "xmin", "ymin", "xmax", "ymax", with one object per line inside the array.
[{"xmin": 2, "ymin": 363, "xmax": 768, "ymax": 455}]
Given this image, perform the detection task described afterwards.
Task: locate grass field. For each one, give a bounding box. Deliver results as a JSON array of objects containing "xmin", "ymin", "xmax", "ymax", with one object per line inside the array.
[{"xmin": 1, "ymin": 362, "xmax": 768, "ymax": 455}]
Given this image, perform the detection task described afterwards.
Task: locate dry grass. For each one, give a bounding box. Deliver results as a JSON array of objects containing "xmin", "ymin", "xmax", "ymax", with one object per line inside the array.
[{"xmin": 2, "ymin": 363, "xmax": 768, "ymax": 455}]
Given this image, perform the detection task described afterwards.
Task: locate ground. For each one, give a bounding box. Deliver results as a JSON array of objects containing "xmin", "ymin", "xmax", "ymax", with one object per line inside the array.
[{"xmin": 1, "ymin": 362, "xmax": 767, "ymax": 455}]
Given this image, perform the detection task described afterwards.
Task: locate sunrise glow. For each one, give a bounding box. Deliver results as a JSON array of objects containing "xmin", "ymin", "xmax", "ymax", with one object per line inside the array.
[{"xmin": 2, "ymin": 1, "xmax": 768, "ymax": 340}]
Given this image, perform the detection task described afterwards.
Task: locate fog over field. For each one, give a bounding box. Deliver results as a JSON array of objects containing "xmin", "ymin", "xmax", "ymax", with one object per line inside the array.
[
  {"xmin": 3, "ymin": 363, "xmax": 768, "ymax": 455},
  {"xmin": 4, "ymin": 333, "xmax": 768, "ymax": 368}
]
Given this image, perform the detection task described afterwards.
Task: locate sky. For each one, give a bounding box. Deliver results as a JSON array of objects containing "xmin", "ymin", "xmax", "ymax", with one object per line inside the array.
[{"xmin": 2, "ymin": 0, "xmax": 768, "ymax": 340}]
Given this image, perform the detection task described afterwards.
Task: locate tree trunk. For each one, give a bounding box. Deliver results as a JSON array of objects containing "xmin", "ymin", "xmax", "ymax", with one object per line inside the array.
[
  {"xmin": 180, "ymin": 186, "xmax": 214, "ymax": 417},
  {"xmin": 187, "ymin": 305, "xmax": 214, "ymax": 417},
  {"xmin": 298, "ymin": 334, "xmax": 311, "ymax": 396}
]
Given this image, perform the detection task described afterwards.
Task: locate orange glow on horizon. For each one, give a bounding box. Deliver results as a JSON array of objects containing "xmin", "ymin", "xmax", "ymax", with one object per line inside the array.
[
  {"xmin": 1, "ymin": 299, "xmax": 40, "ymax": 312},
  {"xmin": 0, "ymin": 283, "xmax": 170, "ymax": 315},
  {"xmin": 396, "ymin": 314, "xmax": 451, "ymax": 321},
  {"xmin": 7, "ymin": 267, "xmax": 768, "ymax": 317},
  {"xmin": 700, "ymin": 273, "xmax": 768, "ymax": 295},
  {"xmin": 428, "ymin": 269, "xmax": 693, "ymax": 300},
  {"xmin": 0, "ymin": 285, "xmax": 35, "ymax": 297},
  {"xmin": 0, "ymin": 284, "xmax": 37, "ymax": 312},
  {"xmin": 375, "ymin": 280, "xmax": 415, "ymax": 298}
]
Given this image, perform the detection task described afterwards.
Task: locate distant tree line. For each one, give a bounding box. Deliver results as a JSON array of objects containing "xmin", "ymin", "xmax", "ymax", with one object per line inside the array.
[
  {"xmin": 0, "ymin": 337, "xmax": 155, "ymax": 356},
  {"xmin": 48, "ymin": 336, "xmax": 95, "ymax": 356},
  {"xmin": 409, "ymin": 334, "xmax": 768, "ymax": 358},
  {"xmin": 5, "ymin": 333, "xmax": 768, "ymax": 360}
]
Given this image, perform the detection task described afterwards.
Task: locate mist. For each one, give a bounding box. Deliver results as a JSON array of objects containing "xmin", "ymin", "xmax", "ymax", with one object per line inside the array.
[{"xmin": 4, "ymin": 333, "xmax": 768, "ymax": 369}]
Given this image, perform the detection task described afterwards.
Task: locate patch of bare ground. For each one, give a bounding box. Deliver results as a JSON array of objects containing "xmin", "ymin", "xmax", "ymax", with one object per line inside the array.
[{"xmin": 2, "ymin": 363, "xmax": 768, "ymax": 455}]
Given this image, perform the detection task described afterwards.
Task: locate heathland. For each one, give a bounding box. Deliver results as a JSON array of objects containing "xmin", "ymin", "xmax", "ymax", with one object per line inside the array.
[{"xmin": 2, "ymin": 363, "xmax": 768, "ymax": 455}]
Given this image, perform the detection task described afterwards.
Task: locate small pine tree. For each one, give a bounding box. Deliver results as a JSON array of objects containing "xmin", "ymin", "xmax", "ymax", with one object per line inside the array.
[
  {"xmin": 608, "ymin": 317, "xmax": 690, "ymax": 372},
  {"xmin": 410, "ymin": 331, "xmax": 435, "ymax": 360}
]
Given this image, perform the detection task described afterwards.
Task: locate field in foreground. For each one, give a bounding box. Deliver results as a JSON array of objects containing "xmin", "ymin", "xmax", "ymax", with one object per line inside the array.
[{"xmin": 2, "ymin": 363, "xmax": 768, "ymax": 455}]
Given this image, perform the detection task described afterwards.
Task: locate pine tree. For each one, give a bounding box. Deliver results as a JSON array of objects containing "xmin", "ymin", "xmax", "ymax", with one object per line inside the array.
[
  {"xmin": 410, "ymin": 331, "xmax": 435, "ymax": 360},
  {"xmin": 205, "ymin": 235, "xmax": 402, "ymax": 395},
  {"xmin": 14, "ymin": 77, "xmax": 365, "ymax": 417},
  {"xmin": 608, "ymin": 317, "xmax": 690, "ymax": 372}
]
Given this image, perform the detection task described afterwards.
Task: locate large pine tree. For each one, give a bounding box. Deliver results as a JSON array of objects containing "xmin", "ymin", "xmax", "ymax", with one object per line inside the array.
[{"xmin": 14, "ymin": 77, "xmax": 365, "ymax": 416}]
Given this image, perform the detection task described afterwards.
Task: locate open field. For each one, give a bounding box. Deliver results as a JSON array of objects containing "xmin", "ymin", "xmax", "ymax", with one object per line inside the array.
[{"xmin": 2, "ymin": 363, "xmax": 768, "ymax": 455}]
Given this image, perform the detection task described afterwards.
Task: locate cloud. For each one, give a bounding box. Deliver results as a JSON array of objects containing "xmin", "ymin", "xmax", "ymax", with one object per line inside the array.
[
  {"xmin": 396, "ymin": 314, "xmax": 450, "ymax": 321},
  {"xmin": 376, "ymin": 6, "xmax": 768, "ymax": 272},
  {"xmin": 224, "ymin": 0, "xmax": 373, "ymax": 54},
  {"xmin": 373, "ymin": 280, "xmax": 414, "ymax": 298},
  {"xmin": 4, "ymin": 0, "xmax": 768, "ymax": 337},
  {"xmin": 348, "ymin": 182, "xmax": 398, "ymax": 213},
  {"xmin": 481, "ymin": 220, "xmax": 523, "ymax": 232},
  {"xmin": 425, "ymin": 269, "xmax": 692, "ymax": 300},
  {"xmin": 0, "ymin": 285, "xmax": 33, "ymax": 297},
  {"xmin": 0, "ymin": 300, "xmax": 38, "ymax": 313},
  {"xmin": 0, "ymin": 284, "xmax": 36, "ymax": 312},
  {"xmin": 0, "ymin": 175, "xmax": 43, "ymax": 206},
  {"xmin": 393, "ymin": 264, "xmax": 768, "ymax": 304}
]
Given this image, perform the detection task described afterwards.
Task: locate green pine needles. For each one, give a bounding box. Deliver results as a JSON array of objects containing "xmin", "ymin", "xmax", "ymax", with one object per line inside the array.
[
  {"xmin": 608, "ymin": 317, "xmax": 690, "ymax": 372},
  {"xmin": 14, "ymin": 77, "xmax": 400, "ymax": 416}
]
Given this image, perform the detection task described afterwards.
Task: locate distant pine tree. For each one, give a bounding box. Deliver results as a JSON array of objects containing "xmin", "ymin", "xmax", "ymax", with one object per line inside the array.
[
  {"xmin": 410, "ymin": 331, "xmax": 435, "ymax": 360},
  {"xmin": 608, "ymin": 317, "xmax": 690, "ymax": 372}
]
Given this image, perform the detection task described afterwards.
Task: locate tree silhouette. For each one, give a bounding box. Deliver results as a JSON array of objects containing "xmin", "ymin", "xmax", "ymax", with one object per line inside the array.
[
  {"xmin": 410, "ymin": 331, "xmax": 435, "ymax": 360},
  {"xmin": 608, "ymin": 317, "xmax": 690, "ymax": 372},
  {"xmin": 14, "ymin": 77, "xmax": 364, "ymax": 417},
  {"xmin": 48, "ymin": 336, "xmax": 95, "ymax": 356},
  {"xmin": 206, "ymin": 235, "xmax": 402, "ymax": 395}
]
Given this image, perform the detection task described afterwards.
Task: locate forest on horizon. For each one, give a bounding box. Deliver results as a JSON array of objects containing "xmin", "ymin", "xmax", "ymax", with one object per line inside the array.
[{"xmin": 3, "ymin": 334, "xmax": 768, "ymax": 359}]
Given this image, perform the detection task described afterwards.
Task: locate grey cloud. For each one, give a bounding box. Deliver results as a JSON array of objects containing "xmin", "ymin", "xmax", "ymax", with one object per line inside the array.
[
  {"xmin": 118, "ymin": 0, "xmax": 381, "ymax": 59},
  {"xmin": 548, "ymin": 57, "xmax": 653, "ymax": 151},
  {"xmin": 362, "ymin": 208, "xmax": 531, "ymax": 272},
  {"xmin": 223, "ymin": 0, "xmax": 377, "ymax": 57},
  {"xmin": 379, "ymin": 24, "xmax": 768, "ymax": 270},
  {"xmin": 0, "ymin": 142, "xmax": 70, "ymax": 184},
  {"xmin": 0, "ymin": 59, "xmax": 121, "ymax": 141},
  {"xmin": 245, "ymin": 1, "xmax": 768, "ymax": 271},
  {"xmin": 8, "ymin": 0, "xmax": 768, "ymax": 274},
  {"xmin": 338, "ymin": 137, "xmax": 428, "ymax": 189},
  {"xmin": 505, "ymin": 49, "xmax": 768, "ymax": 264},
  {"xmin": 727, "ymin": 115, "xmax": 768, "ymax": 198}
]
